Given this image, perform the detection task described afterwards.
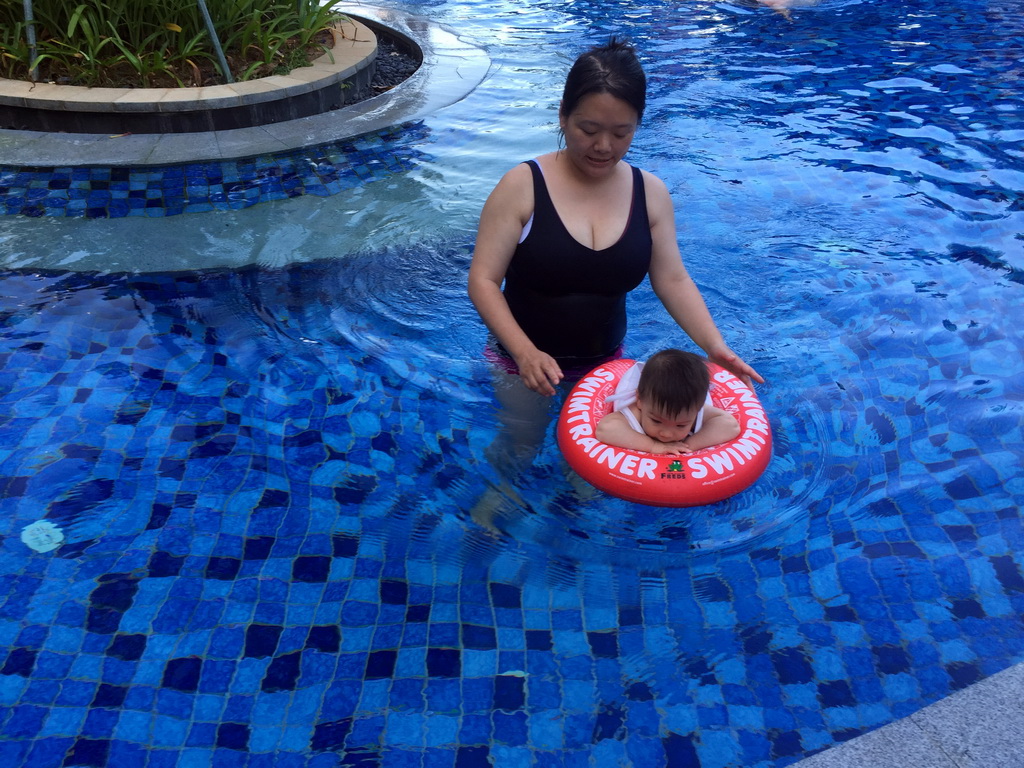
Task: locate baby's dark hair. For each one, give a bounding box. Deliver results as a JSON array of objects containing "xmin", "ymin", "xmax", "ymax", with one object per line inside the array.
[
  {"xmin": 636, "ymin": 349, "xmax": 709, "ymax": 416},
  {"xmin": 561, "ymin": 37, "xmax": 647, "ymax": 124}
]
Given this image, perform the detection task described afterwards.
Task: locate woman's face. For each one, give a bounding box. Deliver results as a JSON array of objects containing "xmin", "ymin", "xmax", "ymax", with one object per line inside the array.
[{"xmin": 559, "ymin": 92, "xmax": 639, "ymax": 178}]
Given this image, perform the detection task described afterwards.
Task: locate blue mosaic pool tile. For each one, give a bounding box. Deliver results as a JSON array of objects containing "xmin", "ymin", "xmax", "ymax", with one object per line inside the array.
[{"xmin": 1, "ymin": 123, "xmax": 431, "ymax": 220}]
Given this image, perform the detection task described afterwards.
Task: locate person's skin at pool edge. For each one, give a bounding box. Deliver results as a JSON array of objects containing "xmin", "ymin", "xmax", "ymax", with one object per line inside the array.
[{"xmin": 468, "ymin": 87, "xmax": 764, "ymax": 395}]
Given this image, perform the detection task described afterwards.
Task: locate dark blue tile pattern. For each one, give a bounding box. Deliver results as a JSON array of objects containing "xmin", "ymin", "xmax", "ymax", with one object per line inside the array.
[
  {"xmin": 0, "ymin": 123, "xmax": 429, "ymax": 219},
  {"xmin": 0, "ymin": 251, "xmax": 1021, "ymax": 768}
]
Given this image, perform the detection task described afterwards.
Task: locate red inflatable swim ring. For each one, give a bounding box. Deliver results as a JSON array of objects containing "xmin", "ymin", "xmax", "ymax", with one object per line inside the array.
[{"xmin": 557, "ymin": 358, "xmax": 772, "ymax": 507}]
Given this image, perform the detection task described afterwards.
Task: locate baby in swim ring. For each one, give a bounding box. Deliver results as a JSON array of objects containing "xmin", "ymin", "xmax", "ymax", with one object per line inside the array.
[{"xmin": 596, "ymin": 349, "xmax": 740, "ymax": 455}]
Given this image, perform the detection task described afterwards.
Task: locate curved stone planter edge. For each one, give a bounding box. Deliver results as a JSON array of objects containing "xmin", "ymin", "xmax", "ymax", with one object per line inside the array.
[
  {"xmin": 0, "ymin": 17, "xmax": 382, "ymax": 134},
  {"xmin": 0, "ymin": 18, "xmax": 377, "ymax": 114},
  {"xmin": 0, "ymin": 6, "xmax": 490, "ymax": 166}
]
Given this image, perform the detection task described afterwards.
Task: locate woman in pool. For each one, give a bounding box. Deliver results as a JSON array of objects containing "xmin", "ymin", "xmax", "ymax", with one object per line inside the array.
[{"xmin": 466, "ymin": 38, "xmax": 762, "ymax": 516}]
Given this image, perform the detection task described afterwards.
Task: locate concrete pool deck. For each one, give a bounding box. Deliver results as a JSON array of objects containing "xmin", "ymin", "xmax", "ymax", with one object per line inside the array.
[
  {"xmin": 792, "ymin": 661, "xmax": 1024, "ymax": 767},
  {"xmin": 2, "ymin": 6, "xmax": 1023, "ymax": 768}
]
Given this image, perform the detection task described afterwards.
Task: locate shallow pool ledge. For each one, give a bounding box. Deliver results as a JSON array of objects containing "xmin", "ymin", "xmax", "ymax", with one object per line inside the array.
[{"xmin": 0, "ymin": 5, "xmax": 490, "ymax": 167}]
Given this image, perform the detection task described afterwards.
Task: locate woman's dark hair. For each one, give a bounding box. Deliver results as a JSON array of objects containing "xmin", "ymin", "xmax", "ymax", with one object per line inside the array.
[
  {"xmin": 637, "ymin": 349, "xmax": 709, "ymax": 416},
  {"xmin": 560, "ymin": 37, "xmax": 647, "ymax": 124}
]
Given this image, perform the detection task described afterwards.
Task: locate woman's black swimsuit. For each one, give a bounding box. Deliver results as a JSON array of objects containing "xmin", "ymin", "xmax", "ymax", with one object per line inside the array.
[{"xmin": 501, "ymin": 159, "xmax": 653, "ymax": 369}]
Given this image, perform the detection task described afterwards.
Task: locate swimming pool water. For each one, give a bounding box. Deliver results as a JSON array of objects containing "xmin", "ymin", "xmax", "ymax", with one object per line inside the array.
[{"xmin": 1, "ymin": 0, "xmax": 1023, "ymax": 766}]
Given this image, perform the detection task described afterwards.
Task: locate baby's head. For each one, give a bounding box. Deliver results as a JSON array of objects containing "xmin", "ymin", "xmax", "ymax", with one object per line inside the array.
[{"xmin": 635, "ymin": 349, "xmax": 709, "ymax": 442}]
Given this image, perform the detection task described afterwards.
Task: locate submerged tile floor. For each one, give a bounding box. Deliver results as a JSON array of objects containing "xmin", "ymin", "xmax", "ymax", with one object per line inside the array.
[{"xmin": 0, "ymin": 257, "xmax": 1022, "ymax": 767}]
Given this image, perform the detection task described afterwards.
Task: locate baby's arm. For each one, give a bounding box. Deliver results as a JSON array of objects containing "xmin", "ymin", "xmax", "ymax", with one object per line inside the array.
[
  {"xmin": 682, "ymin": 406, "xmax": 740, "ymax": 452},
  {"xmin": 596, "ymin": 412, "xmax": 691, "ymax": 455}
]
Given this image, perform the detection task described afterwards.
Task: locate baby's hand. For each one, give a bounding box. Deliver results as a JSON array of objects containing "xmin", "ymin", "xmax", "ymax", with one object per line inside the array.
[{"xmin": 651, "ymin": 441, "xmax": 692, "ymax": 455}]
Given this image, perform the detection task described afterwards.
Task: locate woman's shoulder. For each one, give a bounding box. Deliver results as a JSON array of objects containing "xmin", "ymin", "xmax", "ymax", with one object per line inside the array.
[
  {"xmin": 637, "ymin": 167, "xmax": 673, "ymax": 220},
  {"xmin": 637, "ymin": 167, "xmax": 670, "ymax": 194},
  {"xmin": 482, "ymin": 161, "xmax": 536, "ymax": 222},
  {"xmin": 496, "ymin": 158, "xmax": 541, "ymax": 189}
]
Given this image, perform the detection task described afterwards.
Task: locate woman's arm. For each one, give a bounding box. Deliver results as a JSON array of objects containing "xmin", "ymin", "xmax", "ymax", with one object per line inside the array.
[
  {"xmin": 468, "ymin": 164, "xmax": 564, "ymax": 395},
  {"xmin": 643, "ymin": 171, "xmax": 765, "ymax": 386},
  {"xmin": 682, "ymin": 406, "xmax": 740, "ymax": 452}
]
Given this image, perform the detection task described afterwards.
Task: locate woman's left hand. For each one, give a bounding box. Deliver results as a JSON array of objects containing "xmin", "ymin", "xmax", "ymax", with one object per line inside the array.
[{"xmin": 706, "ymin": 343, "xmax": 764, "ymax": 387}]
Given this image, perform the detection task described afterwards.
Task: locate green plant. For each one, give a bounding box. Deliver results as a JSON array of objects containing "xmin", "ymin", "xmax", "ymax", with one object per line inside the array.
[
  {"xmin": 106, "ymin": 23, "xmax": 181, "ymax": 86},
  {"xmin": 292, "ymin": 0, "xmax": 342, "ymax": 48},
  {"xmin": 0, "ymin": 22, "xmax": 31, "ymax": 79},
  {"xmin": 221, "ymin": 8, "xmax": 298, "ymax": 80},
  {"xmin": 0, "ymin": 0, "xmax": 347, "ymax": 87}
]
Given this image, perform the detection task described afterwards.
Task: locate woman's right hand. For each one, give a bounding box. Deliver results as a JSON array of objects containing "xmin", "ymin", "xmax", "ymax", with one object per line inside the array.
[{"xmin": 513, "ymin": 348, "xmax": 564, "ymax": 396}]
